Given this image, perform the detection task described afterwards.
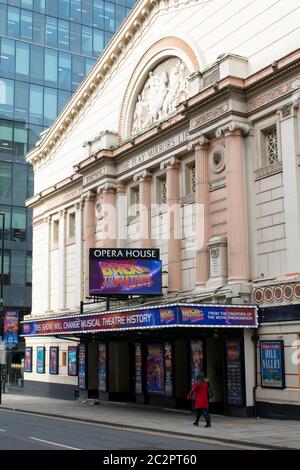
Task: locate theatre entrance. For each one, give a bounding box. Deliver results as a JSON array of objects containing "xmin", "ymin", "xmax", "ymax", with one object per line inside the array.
[{"xmin": 79, "ymin": 328, "xmax": 249, "ymax": 416}]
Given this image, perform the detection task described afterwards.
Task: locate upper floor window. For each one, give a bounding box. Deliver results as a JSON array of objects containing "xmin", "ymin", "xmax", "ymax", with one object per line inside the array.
[
  {"xmin": 52, "ymin": 218, "xmax": 59, "ymax": 246},
  {"xmin": 160, "ymin": 175, "xmax": 167, "ymax": 205},
  {"xmin": 68, "ymin": 211, "xmax": 75, "ymax": 240},
  {"xmin": 264, "ymin": 127, "xmax": 279, "ymax": 165},
  {"xmin": 129, "ymin": 186, "xmax": 140, "ymax": 217}
]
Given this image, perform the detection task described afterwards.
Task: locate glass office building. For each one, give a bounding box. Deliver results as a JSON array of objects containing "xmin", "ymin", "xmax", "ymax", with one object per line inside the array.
[{"xmin": 0, "ymin": 0, "xmax": 135, "ymax": 382}]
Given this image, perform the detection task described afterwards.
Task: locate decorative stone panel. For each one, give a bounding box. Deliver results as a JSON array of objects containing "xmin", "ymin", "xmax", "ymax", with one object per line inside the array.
[{"xmin": 253, "ymin": 282, "xmax": 300, "ymax": 305}]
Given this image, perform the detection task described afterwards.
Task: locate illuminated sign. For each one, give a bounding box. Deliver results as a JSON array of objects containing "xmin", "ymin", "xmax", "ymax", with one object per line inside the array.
[
  {"xmin": 21, "ymin": 304, "xmax": 258, "ymax": 337},
  {"xmin": 89, "ymin": 248, "xmax": 162, "ymax": 296}
]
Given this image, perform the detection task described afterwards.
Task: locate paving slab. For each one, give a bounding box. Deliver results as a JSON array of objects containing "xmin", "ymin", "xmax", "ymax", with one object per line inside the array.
[{"xmin": 1, "ymin": 394, "xmax": 299, "ymax": 449}]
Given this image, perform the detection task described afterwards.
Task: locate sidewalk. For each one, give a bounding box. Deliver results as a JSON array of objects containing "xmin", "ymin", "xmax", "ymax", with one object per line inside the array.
[{"xmin": 0, "ymin": 393, "xmax": 299, "ymax": 450}]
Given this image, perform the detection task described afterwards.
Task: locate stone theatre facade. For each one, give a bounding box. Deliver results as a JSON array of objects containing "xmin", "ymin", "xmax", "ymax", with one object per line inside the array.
[{"xmin": 23, "ymin": 0, "xmax": 300, "ymax": 418}]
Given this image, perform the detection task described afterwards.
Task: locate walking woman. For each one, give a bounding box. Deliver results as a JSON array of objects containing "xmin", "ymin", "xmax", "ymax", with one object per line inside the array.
[{"xmin": 187, "ymin": 373, "xmax": 211, "ymax": 428}]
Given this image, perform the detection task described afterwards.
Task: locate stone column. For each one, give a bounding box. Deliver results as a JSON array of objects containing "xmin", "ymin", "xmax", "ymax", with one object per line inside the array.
[
  {"xmin": 116, "ymin": 184, "xmax": 126, "ymax": 247},
  {"xmin": 278, "ymin": 84, "xmax": 300, "ymax": 273},
  {"xmin": 82, "ymin": 191, "xmax": 96, "ymax": 299},
  {"xmin": 216, "ymin": 121, "xmax": 250, "ymax": 283},
  {"xmin": 75, "ymin": 201, "xmax": 83, "ymax": 307},
  {"xmin": 190, "ymin": 136, "xmax": 210, "ymax": 287},
  {"xmin": 58, "ymin": 208, "xmax": 67, "ymax": 310},
  {"xmin": 44, "ymin": 216, "xmax": 51, "ymax": 312},
  {"xmin": 133, "ymin": 170, "xmax": 152, "ymax": 248},
  {"xmin": 161, "ymin": 157, "xmax": 181, "ymax": 292},
  {"xmin": 95, "ymin": 182, "xmax": 117, "ymax": 248}
]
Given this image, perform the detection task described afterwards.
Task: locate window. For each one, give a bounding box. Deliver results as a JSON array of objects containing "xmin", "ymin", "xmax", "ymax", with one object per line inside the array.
[
  {"xmin": 30, "ymin": 45, "xmax": 44, "ymax": 84},
  {"xmin": 7, "ymin": 6, "xmax": 20, "ymax": 38},
  {"xmin": 27, "ymin": 165, "xmax": 34, "ymax": 198},
  {"xmin": 45, "ymin": 16, "xmax": 57, "ymax": 47},
  {"xmin": 28, "ymin": 123, "xmax": 43, "ymax": 150},
  {"xmin": 58, "ymin": 19, "xmax": 69, "ymax": 50},
  {"xmin": 14, "ymin": 122, "xmax": 28, "ymax": 160},
  {"xmin": 0, "ymin": 162, "xmax": 12, "ymax": 204},
  {"xmin": 58, "ymin": 0, "xmax": 69, "ymax": 19},
  {"xmin": 93, "ymin": 0, "xmax": 104, "ymax": 28},
  {"xmin": 20, "ymin": 9, "xmax": 32, "ymax": 40},
  {"xmin": 105, "ymin": 2, "xmax": 115, "ymax": 32},
  {"xmin": 70, "ymin": 0, "xmax": 81, "ymax": 23},
  {"xmin": 93, "ymin": 29, "xmax": 103, "ymax": 56},
  {"xmin": 16, "ymin": 42, "xmax": 29, "ymax": 81},
  {"xmin": 44, "ymin": 49, "xmax": 57, "ymax": 87},
  {"xmin": 0, "ymin": 78, "xmax": 14, "ymax": 119},
  {"xmin": 71, "ymin": 55, "xmax": 84, "ymax": 91},
  {"xmin": 159, "ymin": 176, "xmax": 167, "ymax": 205},
  {"xmin": 12, "ymin": 163, "xmax": 27, "ymax": 204},
  {"xmin": 68, "ymin": 212, "xmax": 75, "ymax": 240},
  {"xmin": 116, "ymin": 4, "xmax": 126, "ymax": 28},
  {"xmin": 11, "ymin": 249, "xmax": 26, "ymax": 284},
  {"xmin": 52, "ymin": 218, "xmax": 59, "ymax": 246},
  {"xmin": 33, "ymin": 12, "xmax": 44, "ymax": 44},
  {"xmin": 58, "ymin": 90, "xmax": 71, "ymax": 114},
  {"xmin": 12, "ymin": 207, "xmax": 26, "ymax": 242},
  {"xmin": 0, "ymin": 205, "xmax": 11, "ymax": 241},
  {"xmin": 0, "ymin": 249, "xmax": 10, "ymax": 284},
  {"xmin": 191, "ymin": 165, "xmax": 196, "ymax": 193},
  {"xmin": 0, "ymin": 120, "xmax": 13, "ymax": 161},
  {"xmin": 85, "ymin": 57, "xmax": 95, "ymax": 75},
  {"xmin": 0, "ymin": 38, "xmax": 15, "ymax": 78},
  {"xmin": 58, "ymin": 51, "xmax": 71, "ymax": 90},
  {"xmin": 34, "ymin": 0, "xmax": 45, "ymax": 14},
  {"xmin": 21, "ymin": 0, "xmax": 33, "ymax": 9},
  {"xmin": 82, "ymin": 0, "xmax": 92, "ymax": 26},
  {"xmin": 70, "ymin": 22, "xmax": 81, "ymax": 54},
  {"xmin": 45, "ymin": 0, "xmax": 57, "ymax": 16},
  {"xmin": 29, "ymin": 84, "xmax": 43, "ymax": 125},
  {"xmin": 44, "ymin": 87, "xmax": 57, "ymax": 127},
  {"xmin": 26, "ymin": 252, "xmax": 32, "ymax": 285},
  {"xmin": 130, "ymin": 186, "xmax": 140, "ymax": 217},
  {"xmin": 265, "ymin": 127, "xmax": 279, "ymax": 165},
  {"xmin": 14, "ymin": 81, "xmax": 29, "ymax": 122},
  {"xmin": 0, "ymin": 4, "xmax": 7, "ymax": 35},
  {"xmin": 82, "ymin": 26, "xmax": 92, "ymax": 56}
]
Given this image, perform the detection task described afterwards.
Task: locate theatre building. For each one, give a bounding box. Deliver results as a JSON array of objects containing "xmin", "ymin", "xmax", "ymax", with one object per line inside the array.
[{"xmin": 23, "ymin": 0, "xmax": 300, "ymax": 418}]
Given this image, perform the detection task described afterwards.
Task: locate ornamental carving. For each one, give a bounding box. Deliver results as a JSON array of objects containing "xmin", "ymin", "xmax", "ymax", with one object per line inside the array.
[
  {"xmin": 253, "ymin": 282, "xmax": 300, "ymax": 304},
  {"xmin": 131, "ymin": 58, "xmax": 190, "ymax": 135}
]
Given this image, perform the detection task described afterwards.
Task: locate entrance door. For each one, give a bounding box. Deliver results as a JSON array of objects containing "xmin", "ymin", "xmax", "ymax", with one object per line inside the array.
[{"xmin": 206, "ymin": 337, "xmax": 226, "ymax": 414}]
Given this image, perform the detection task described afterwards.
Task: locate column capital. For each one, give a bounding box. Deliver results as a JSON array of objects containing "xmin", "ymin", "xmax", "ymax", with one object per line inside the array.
[
  {"xmin": 160, "ymin": 156, "xmax": 180, "ymax": 171},
  {"xmin": 59, "ymin": 208, "xmax": 67, "ymax": 218},
  {"xmin": 187, "ymin": 135, "xmax": 209, "ymax": 151},
  {"xmin": 80, "ymin": 190, "xmax": 96, "ymax": 202},
  {"xmin": 216, "ymin": 121, "xmax": 250, "ymax": 138},
  {"xmin": 133, "ymin": 169, "xmax": 152, "ymax": 183},
  {"xmin": 96, "ymin": 181, "xmax": 118, "ymax": 194}
]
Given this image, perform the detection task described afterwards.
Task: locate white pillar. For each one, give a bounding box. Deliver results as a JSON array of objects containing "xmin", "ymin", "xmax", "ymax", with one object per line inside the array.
[
  {"xmin": 44, "ymin": 216, "xmax": 51, "ymax": 313},
  {"xmin": 279, "ymin": 99, "xmax": 300, "ymax": 273},
  {"xmin": 58, "ymin": 209, "xmax": 66, "ymax": 310},
  {"xmin": 75, "ymin": 201, "xmax": 83, "ymax": 307}
]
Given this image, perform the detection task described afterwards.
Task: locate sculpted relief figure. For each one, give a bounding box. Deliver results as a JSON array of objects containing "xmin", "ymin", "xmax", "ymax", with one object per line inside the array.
[{"xmin": 131, "ymin": 59, "xmax": 190, "ymax": 135}]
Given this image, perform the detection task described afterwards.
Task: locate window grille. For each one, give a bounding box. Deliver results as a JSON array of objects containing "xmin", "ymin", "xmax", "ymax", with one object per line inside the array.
[
  {"xmin": 161, "ymin": 176, "xmax": 167, "ymax": 204},
  {"xmin": 265, "ymin": 128, "xmax": 279, "ymax": 165}
]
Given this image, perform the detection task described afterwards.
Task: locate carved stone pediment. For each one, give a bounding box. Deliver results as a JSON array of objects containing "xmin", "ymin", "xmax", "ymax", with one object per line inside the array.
[{"xmin": 131, "ymin": 58, "xmax": 190, "ymax": 136}]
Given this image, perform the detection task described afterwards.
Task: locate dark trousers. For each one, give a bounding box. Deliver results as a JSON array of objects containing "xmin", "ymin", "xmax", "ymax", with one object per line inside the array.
[{"xmin": 195, "ymin": 408, "xmax": 210, "ymax": 424}]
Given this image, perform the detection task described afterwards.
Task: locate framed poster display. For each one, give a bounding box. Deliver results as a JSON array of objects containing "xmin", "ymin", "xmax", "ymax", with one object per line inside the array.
[
  {"xmin": 36, "ymin": 346, "xmax": 45, "ymax": 374},
  {"xmin": 135, "ymin": 343, "xmax": 143, "ymax": 394},
  {"xmin": 68, "ymin": 346, "xmax": 78, "ymax": 376},
  {"xmin": 225, "ymin": 339, "xmax": 244, "ymax": 406},
  {"xmin": 146, "ymin": 344, "xmax": 164, "ymax": 395},
  {"xmin": 49, "ymin": 347, "xmax": 59, "ymax": 375},
  {"xmin": 24, "ymin": 347, "xmax": 32, "ymax": 373},
  {"xmin": 260, "ymin": 340, "xmax": 285, "ymax": 389},
  {"xmin": 98, "ymin": 343, "xmax": 107, "ymax": 392},
  {"xmin": 78, "ymin": 344, "xmax": 87, "ymax": 390},
  {"xmin": 4, "ymin": 310, "xmax": 19, "ymax": 350},
  {"xmin": 164, "ymin": 342, "xmax": 173, "ymax": 397},
  {"xmin": 190, "ymin": 341, "xmax": 204, "ymax": 387}
]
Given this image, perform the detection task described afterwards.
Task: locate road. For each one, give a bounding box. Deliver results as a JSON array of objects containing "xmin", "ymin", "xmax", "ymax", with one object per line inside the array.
[{"xmin": 0, "ymin": 409, "xmax": 259, "ymax": 450}]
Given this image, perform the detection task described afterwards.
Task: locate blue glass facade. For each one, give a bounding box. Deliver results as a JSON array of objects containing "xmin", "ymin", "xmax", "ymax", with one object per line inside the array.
[{"xmin": 0, "ymin": 0, "xmax": 135, "ymax": 319}]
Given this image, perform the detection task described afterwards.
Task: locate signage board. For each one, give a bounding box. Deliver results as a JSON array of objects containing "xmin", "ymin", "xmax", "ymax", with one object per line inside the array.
[
  {"xmin": 89, "ymin": 248, "xmax": 162, "ymax": 296},
  {"xmin": 21, "ymin": 304, "xmax": 258, "ymax": 337},
  {"xmin": 225, "ymin": 340, "xmax": 244, "ymax": 406},
  {"xmin": 4, "ymin": 311, "xmax": 19, "ymax": 350},
  {"xmin": 260, "ymin": 340, "xmax": 285, "ymax": 389},
  {"xmin": 49, "ymin": 346, "xmax": 59, "ymax": 375}
]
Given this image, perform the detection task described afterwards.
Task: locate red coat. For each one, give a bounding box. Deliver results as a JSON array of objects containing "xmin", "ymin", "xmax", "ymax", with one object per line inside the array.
[{"xmin": 187, "ymin": 382, "xmax": 209, "ymax": 409}]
